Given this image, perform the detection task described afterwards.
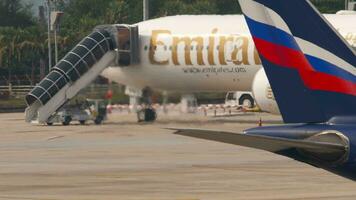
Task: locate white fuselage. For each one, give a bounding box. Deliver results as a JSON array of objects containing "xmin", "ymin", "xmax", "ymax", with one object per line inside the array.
[{"xmin": 101, "ymin": 14, "xmax": 356, "ymax": 92}]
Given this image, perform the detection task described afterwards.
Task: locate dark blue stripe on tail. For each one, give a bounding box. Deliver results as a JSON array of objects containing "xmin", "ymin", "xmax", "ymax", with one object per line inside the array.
[
  {"xmin": 254, "ymin": 0, "xmax": 356, "ymax": 66},
  {"xmin": 245, "ymin": 16, "xmax": 300, "ymax": 51}
]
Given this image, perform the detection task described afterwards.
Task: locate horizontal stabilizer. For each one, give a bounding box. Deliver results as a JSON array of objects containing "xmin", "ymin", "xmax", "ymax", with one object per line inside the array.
[{"xmin": 169, "ymin": 128, "xmax": 346, "ymax": 154}]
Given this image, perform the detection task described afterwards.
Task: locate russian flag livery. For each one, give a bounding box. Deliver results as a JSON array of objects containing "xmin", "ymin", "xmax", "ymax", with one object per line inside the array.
[{"xmin": 239, "ymin": 0, "xmax": 356, "ymax": 123}]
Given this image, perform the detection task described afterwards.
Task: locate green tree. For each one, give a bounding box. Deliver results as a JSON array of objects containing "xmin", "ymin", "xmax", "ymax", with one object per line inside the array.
[
  {"xmin": 154, "ymin": 0, "xmax": 217, "ymax": 16},
  {"xmin": 17, "ymin": 26, "xmax": 49, "ymax": 83},
  {"xmin": 215, "ymin": 0, "xmax": 241, "ymax": 14},
  {"xmin": 311, "ymin": 0, "xmax": 344, "ymax": 13},
  {"xmin": 0, "ymin": 27, "xmax": 24, "ymax": 83},
  {"xmin": 0, "ymin": 0, "xmax": 34, "ymax": 27},
  {"xmin": 59, "ymin": 0, "xmax": 129, "ymax": 50}
]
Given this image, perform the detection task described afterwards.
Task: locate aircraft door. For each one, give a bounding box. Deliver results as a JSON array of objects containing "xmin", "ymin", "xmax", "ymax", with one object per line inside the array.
[{"xmin": 116, "ymin": 25, "xmax": 140, "ymax": 66}]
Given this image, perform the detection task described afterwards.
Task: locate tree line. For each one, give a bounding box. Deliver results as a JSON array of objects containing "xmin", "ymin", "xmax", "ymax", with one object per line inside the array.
[{"xmin": 0, "ymin": 0, "xmax": 344, "ymax": 85}]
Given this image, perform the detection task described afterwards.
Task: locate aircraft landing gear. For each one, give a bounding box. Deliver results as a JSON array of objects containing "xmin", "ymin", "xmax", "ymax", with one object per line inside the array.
[
  {"xmin": 136, "ymin": 87, "xmax": 157, "ymax": 122},
  {"xmin": 137, "ymin": 107, "xmax": 157, "ymax": 122}
]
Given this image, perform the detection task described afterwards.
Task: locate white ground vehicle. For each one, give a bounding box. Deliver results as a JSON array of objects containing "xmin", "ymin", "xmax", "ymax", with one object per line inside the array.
[
  {"xmin": 46, "ymin": 99, "xmax": 107, "ymax": 126},
  {"xmin": 225, "ymin": 91, "xmax": 255, "ymax": 108},
  {"xmin": 46, "ymin": 103, "xmax": 90, "ymax": 126}
]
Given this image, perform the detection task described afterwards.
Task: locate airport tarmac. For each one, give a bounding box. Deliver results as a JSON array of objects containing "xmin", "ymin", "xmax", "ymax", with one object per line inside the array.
[{"xmin": 0, "ymin": 112, "xmax": 356, "ymax": 200}]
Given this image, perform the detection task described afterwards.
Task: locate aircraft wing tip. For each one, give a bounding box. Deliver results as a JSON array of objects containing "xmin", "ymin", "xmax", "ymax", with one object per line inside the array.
[{"xmin": 165, "ymin": 127, "xmax": 192, "ymax": 134}]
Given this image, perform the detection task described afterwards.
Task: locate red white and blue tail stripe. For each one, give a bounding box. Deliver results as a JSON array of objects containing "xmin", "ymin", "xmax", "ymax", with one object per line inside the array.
[{"xmin": 239, "ymin": 0, "xmax": 356, "ymax": 123}]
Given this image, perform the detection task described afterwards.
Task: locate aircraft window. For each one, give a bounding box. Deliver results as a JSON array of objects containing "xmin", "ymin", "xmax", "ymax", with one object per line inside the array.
[
  {"xmin": 191, "ymin": 46, "xmax": 194, "ymax": 50},
  {"xmin": 169, "ymin": 46, "xmax": 172, "ymax": 51},
  {"xmin": 226, "ymin": 92, "xmax": 234, "ymax": 101},
  {"xmin": 216, "ymin": 45, "xmax": 220, "ymax": 50},
  {"xmin": 144, "ymin": 45, "xmax": 148, "ymax": 50},
  {"xmin": 206, "ymin": 46, "xmax": 209, "ymax": 50}
]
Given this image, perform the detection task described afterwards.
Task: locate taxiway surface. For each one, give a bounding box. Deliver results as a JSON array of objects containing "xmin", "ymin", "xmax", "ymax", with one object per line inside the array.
[{"xmin": 0, "ymin": 112, "xmax": 355, "ymax": 200}]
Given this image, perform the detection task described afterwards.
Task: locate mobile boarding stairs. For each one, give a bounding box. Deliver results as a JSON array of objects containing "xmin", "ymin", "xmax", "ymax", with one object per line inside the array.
[{"xmin": 25, "ymin": 25, "xmax": 139, "ymax": 124}]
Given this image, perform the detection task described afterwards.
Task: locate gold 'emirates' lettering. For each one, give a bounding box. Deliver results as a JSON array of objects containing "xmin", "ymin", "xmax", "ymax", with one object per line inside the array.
[
  {"xmin": 172, "ymin": 36, "xmax": 204, "ymax": 65},
  {"xmin": 148, "ymin": 28, "xmax": 261, "ymax": 66},
  {"xmin": 219, "ymin": 36, "xmax": 234, "ymax": 65},
  {"xmin": 231, "ymin": 37, "xmax": 249, "ymax": 65},
  {"xmin": 208, "ymin": 28, "xmax": 218, "ymax": 65},
  {"xmin": 149, "ymin": 30, "xmax": 171, "ymax": 65}
]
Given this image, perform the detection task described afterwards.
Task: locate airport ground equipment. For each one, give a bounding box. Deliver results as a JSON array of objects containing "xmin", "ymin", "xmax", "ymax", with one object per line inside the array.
[
  {"xmin": 86, "ymin": 99, "xmax": 108, "ymax": 124},
  {"xmin": 25, "ymin": 25, "xmax": 139, "ymax": 124},
  {"xmin": 225, "ymin": 91, "xmax": 255, "ymax": 108},
  {"xmin": 46, "ymin": 99, "xmax": 107, "ymax": 125},
  {"xmin": 46, "ymin": 102, "xmax": 91, "ymax": 125}
]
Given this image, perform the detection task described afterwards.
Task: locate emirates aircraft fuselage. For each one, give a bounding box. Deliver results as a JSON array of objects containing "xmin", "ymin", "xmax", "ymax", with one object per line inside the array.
[{"xmin": 101, "ymin": 14, "xmax": 356, "ymax": 92}]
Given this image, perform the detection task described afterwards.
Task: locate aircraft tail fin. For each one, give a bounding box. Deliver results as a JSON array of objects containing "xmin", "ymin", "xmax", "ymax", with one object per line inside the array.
[{"xmin": 239, "ymin": 0, "xmax": 356, "ymax": 123}]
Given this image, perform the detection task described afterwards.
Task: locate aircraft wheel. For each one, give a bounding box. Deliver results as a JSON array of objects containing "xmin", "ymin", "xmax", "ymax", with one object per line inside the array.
[
  {"xmin": 240, "ymin": 95, "xmax": 255, "ymax": 108},
  {"xmin": 94, "ymin": 116, "xmax": 103, "ymax": 125},
  {"xmin": 137, "ymin": 108, "xmax": 157, "ymax": 122},
  {"xmin": 62, "ymin": 116, "xmax": 72, "ymax": 126},
  {"xmin": 79, "ymin": 120, "xmax": 86, "ymax": 125},
  {"xmin": 137, "ymin": 109, "xmax": 145, "ymax": 122}
]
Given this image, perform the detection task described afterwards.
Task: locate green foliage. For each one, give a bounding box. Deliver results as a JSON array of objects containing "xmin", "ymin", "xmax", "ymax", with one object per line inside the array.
[
  {"xmin": 0, "ymin": 27, "xmax": 25, "ymax": 68},
  {"xmin": 0, "ymin": 0, "xmax": 34, "ymax": 27},
  {"xmin": 215, "ymin": 0, "xmax": 241, "ymax": 14},
  {"xmin": 0, "ymin": 25, "xmax": 48, "ymax": 80},
  {"xmin": 153, "ymin": 0, "xmax": 218, "ymax": 16},
  {"xmin": 311, "ymin": 0, "xmax": 344, "ymax": 13},
  {"xmin": 61, "ymin": 0, "xmax": 129, "ymax": 42},
  {"xmin": 0, "ymin": 0, "xmax": 38, "ymax": 78}
]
